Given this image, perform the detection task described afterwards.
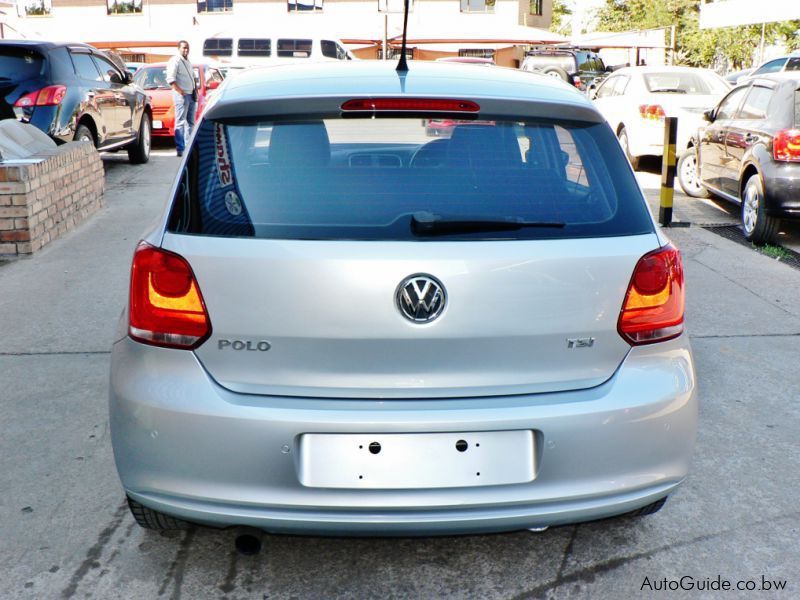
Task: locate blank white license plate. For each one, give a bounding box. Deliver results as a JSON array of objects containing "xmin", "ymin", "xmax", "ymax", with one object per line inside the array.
[
  {"xmin": 152, "ymin": 120, "xmax": 163, "ymax": 129},
  {"xmin": 299, "ymin": 430, "xmax": 535, "ymax": 489}
]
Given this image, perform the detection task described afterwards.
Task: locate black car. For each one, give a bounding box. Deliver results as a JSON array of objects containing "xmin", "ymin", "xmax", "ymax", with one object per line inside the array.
[
  {"xmin": 0, "ymin": 40, "xmax": 151, "ymax": 164},
  {"xmin": 685, "ymin": 74, "xmax": 800, "ymax": 244},
  {"xmin": 520, "ymin": 47, "xmax": 610, "ymax": 94}
]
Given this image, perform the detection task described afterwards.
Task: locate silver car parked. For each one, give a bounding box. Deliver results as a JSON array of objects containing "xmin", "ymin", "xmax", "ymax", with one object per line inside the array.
[{"xmin": 110, "ymin": 61, "xmax": 697, "ymax": 535}]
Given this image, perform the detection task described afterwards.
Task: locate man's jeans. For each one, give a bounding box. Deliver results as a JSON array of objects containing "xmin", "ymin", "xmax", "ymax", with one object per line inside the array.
[{"xmin": 173, "ymin": 92, "xmax": 196, "ymax": 153}]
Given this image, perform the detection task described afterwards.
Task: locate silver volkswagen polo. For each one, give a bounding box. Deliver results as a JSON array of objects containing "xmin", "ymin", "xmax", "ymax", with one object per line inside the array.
[{"xmin": 110, "ymin": 61, "xmax": 697, "ymax": 535}]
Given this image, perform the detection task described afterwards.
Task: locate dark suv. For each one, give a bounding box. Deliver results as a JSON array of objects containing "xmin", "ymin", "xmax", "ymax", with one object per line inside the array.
[
  {"xmin": 0, "ymin": 40, "xmax": 151, "ymax": 164},
  {"xmin": 521, "ymin": 48, "xmax": 610, "ymax": 94}
]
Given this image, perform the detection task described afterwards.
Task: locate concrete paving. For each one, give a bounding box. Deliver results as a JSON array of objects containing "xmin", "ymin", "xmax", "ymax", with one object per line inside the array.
[{"xmin": 0, "ymin": 150, "xmax": 798, "ymax": 599}]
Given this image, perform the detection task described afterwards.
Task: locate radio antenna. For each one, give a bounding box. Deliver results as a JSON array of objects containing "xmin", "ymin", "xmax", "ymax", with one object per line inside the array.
[{"xmin": 396, "ymin": 0, "xmax": 410, "ymax": 72}]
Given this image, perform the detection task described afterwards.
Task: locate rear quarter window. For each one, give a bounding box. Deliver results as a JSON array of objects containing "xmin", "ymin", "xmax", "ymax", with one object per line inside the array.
[{"xmin": 168, "ymin": 116, "xmax": 653, "ymax": 241}]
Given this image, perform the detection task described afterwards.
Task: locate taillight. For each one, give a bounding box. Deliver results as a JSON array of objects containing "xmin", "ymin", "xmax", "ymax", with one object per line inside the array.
[
  {"xmin": 13, "ymin": 85, "xmax": 67, "ymax": 108},
  {"xmin": 773, "ymin": 129, "xmax": 800, "ymax": 162},
  {"xmin": 572, "ymin": 75, "xmax": 583, "ymax": 89},
  {"xmin": 341, "ymin": 98, "xmax": 480, "ymax": 112},
  {"xmin": 128, "ymin": 242, "xmax": 211, "ymax": 349},
  {"xmin": 618, "ymin": 245, "xmax": 685, "ymax": 345},
  {"xmin": 638, "ymin": 104, "xmax": 666, "ymax": 122}
]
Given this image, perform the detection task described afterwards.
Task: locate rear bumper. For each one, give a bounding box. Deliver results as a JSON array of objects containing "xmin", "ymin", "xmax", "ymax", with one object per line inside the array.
[
  {"xmin": 763, "ymin": 161, "xmax": 800, "ymax": 218},
  {"xmin": 110, "ymin": 335, "xmax": 697, "ymax": 535}
]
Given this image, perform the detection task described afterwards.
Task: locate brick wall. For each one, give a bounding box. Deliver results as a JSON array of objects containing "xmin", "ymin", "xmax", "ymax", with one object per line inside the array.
[{"xmin": 0, "ymin": 142, "xmax": 105, "ymax": 257}]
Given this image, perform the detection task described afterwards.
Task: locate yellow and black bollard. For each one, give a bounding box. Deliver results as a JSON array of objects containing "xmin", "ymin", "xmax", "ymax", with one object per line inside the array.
[{"xmin": 659, "ymin": 117, "xmax": 677, "ymax": 227}]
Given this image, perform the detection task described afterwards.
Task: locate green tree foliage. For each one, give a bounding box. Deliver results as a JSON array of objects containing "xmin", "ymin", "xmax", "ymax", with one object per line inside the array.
[
  {"xmin": 593, "ymin": 0, "xmax": 800, "ymax": 70},
  {"xmin": 550, "ymin": 0, "xmax": 573, "ymax": 37}
]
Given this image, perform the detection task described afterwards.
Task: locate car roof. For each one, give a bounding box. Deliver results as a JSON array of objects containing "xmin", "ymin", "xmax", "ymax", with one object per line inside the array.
[
  {"xmin": 0, "ymin": 39, "xmax": 96, "ymax": 53},
  {"xmin": 608, "ymin": 65, "xmax": 721, "ymax": 76},
  {"xmin": 206, "ymin": 60, "xmax": 603, "ymax": 123},
  {"xmin": 138, "ymin": 62, "xmax": 213, "ymax": 68},
  {"xmin": 746, "ymin": 72, "xmax": 800, "ymax": 87}
]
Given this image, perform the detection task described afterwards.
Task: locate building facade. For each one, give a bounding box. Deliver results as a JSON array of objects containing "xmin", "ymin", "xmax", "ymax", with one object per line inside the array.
[{"xmin": 2, "ymin": 0, "xmax": 554, "ymax": 66}]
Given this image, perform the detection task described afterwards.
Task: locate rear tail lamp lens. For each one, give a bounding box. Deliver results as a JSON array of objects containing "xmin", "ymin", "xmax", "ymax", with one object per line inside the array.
[
  {"xmin": 14, "ymin": 85, "xmax": 67, "ymax": 108},
  {"xmin": 638, "ymin": 104, "xmax": 666, "ymax": 121},
  {"xmin": 342, "ymin": 98, "xmax": 480, "ymax": 112},
  {"xmin": 129, "ymin": 243, "xmax": 211, "ymax": 350},
  {"xmin": 618, "ymin": 245, "xmax": 685, "ymax": 345},
  {"xmin": 773, "ymin": 129, "xmax": 800, "ymax": 162},
  {"xmin": 572, "ymin": 75, "xmax": 583, "ymax": 89}
]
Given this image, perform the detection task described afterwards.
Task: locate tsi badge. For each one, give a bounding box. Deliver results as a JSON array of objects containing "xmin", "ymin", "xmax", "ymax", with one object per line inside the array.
[
  {"xmin": 218, "ymin": 339, "xmax": 271, "ymax": 352},
  {"xmin": 567, "ymin": 337, "xmax": 595, "ymax": 349}
]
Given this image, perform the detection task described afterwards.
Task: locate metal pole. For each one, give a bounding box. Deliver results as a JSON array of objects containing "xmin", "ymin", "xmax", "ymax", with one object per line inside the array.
[
  {"xmin": 383, "ymin": 14, "xmax": 389, "ymax": 60},
  {"xmin": 659, "ymin": 117, "xmax": 677, "ymax": 227},
  {"xmin": 670, "ymin": 25, "xmax": 676, "ymax": 66}
]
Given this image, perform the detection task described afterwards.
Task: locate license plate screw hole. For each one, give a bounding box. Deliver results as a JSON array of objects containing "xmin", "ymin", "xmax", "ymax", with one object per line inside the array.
[
  {"xmin": 456, "ymin": 440, "xmax": 468, "ymax": 452},
  {"xmin": 369, "ymin": 442, "xmax": 381, "ymax": 455}
]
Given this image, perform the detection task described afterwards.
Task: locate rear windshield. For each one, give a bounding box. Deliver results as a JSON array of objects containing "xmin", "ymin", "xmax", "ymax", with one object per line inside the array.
[
  {"xmin": 134, "ymin": 66, "xmax": 169, "ymax": 90},
  {"xmin": 168, "ymin": 116, "xmax": 653, "ymax": 241},
  {"xmin": 643, "ymin": 71, "xmax": 728, "ymax": 95},
  {"xmin": 0, "ymin": 48, "xmax": 45, "ymax": 83}
]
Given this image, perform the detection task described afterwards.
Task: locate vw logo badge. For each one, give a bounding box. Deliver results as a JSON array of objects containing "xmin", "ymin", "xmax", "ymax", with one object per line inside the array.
[{"xmin": 396, "ymin": 274, "xmax": 446, "ymax": 323}]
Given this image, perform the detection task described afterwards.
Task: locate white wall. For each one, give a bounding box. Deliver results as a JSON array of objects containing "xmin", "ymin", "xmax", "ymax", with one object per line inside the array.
[{"xmin": 5, "ymin": 1, "xmax": 524, "ymax": 51}]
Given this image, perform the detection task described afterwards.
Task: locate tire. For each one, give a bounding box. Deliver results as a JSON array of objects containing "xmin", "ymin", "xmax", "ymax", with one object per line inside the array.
[
  {"xmin": 127, "ymin": 496, "xmax": 191, "ymax": 530},
  {"xmin": 73, "ymin": 123, "xmax": 95, "ymax": 146},
  {"xmin": 677, "ymin": 149, "xmax": 710, "ymax": 198},
  {"xmin": 617, "ymin": 127, "xmax": 640, "ymax": 171},
  {"xmin": 624, "ymin": 496, "xmax": 668, "ymax": 518},
  {"xmin": 741, "ymin": 174, "xmax": 780, "ymax": 245},
  {"xmin": 127, "ymin": 113, "xmax": 151, "ymax": 164},
  {"xmin": 542, "ymin": 66, "xmax": 570, "ymax": 83}
]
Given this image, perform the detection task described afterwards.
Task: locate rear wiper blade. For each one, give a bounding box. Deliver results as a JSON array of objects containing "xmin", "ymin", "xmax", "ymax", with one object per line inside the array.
[
  {"xmin": 650, "ymin": 88, "xmax": 687, "ymax": 94},
  {"xmin": 411, "ymin": 213, "xmax": 565, "ymax": 236}
]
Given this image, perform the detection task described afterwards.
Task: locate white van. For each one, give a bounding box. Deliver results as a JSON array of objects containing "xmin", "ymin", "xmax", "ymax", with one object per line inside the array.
[{"xmin": 201, "ymin": 34, "xmax": 354, "ymax": 66}]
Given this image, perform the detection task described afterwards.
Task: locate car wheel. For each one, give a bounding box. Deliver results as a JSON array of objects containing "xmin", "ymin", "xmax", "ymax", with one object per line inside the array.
[
  {"xmin": 741, "ymin": 174, "xmax": 780, "ymax": 245},
  {"xmin": 677, "ymin": 149, "xmax": 710, "ymax": 198},
  {"xmin": 127, "ymin": 113, "xmax": 151, "ymax": 165},
  {"xmin": 542, "ymin": 66, "xmax": 570, "ymax": 82},
  {"xmin": 127, "ymin": 496, "xmax": 191, "ymax": 530},
  {"xmin": 618, "ymin": 127, "xmax": 640, "ymax": 171},
  {"xmin": 73, "ymin": 123, "xmax": 95, "ymax": 146}
]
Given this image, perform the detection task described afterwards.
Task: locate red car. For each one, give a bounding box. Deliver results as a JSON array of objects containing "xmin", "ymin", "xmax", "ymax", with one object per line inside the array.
[{"xmin": 133, "ymin": 62, "xmax": 224, "ymax": 138}]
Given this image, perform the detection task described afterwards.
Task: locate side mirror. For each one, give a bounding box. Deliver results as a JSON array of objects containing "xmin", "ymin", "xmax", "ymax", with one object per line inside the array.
[
  {"xmin": 207, "ymin": 79, "xmax": 220, "ymax": 90},
  {"xmin": 703, "ymin": 109, "xmax": 714, "ymax": 122},
  {"xmin": 124, "ymin": 71, "xmax": 133, "ymax": 84}
]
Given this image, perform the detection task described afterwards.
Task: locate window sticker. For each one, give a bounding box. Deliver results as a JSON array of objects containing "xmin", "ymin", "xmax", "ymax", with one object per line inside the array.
[
  {"xmin": 194, "ymin": 121, "xmax": 254, "ymax": 236},
  {"xmin": 224, "ymin": 190, "xmax": 243, "ymax": 216},
  {"xmin": 215, "ymin": 122, "xmax": 234, "ymax": 189}
]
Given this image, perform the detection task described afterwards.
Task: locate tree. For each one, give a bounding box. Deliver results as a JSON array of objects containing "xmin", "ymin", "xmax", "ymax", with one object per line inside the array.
[
  {"xmin": 550, "ymin": 0, "xmax": 573, "ymax": 37},
  {"xmin": 593, "ymin": 0, "xmax": 800, "ymax": 70}
]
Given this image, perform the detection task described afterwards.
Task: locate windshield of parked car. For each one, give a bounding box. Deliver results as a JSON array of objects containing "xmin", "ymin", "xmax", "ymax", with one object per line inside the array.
[
  {"xmin": 0, "ymin": 48, "xmax": 45, "ymax": 83},
  {"xmin": 643, "ymin": 71, "xmax": 729, "ymax": 95},
  {"xmin": 133, "ymin": 67, "xmax": 170, "ymax": 90},
  {"xmin": 167, "ymin": 117, "xmax": 653, "ymax": 241}
]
